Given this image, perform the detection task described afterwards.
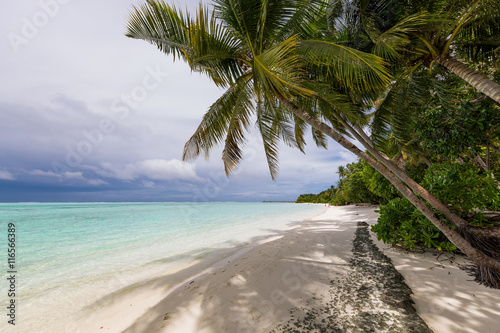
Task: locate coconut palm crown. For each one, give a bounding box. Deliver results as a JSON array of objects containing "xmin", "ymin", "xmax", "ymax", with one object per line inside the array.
[
  {"xmin": 328, "ymin": 0, "xmax": 500, "ymax": 104},
  {"xmin": 323, "ymin": 0, "xmax": 500, "ymax": 161},
  {"xmin": 125, "ymin": 0, "xmax": 390, "ymax": 179}
]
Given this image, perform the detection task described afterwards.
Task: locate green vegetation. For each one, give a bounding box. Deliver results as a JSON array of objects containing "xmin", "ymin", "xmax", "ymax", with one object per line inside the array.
[
  {"xmin": 372, "ymin": 163, "xmax": 499, "ymax": 253},
  {"xmin": 126, "ymin": 0, "xmax": 500, "ymax": 287},
  {"xmin": 300, "ymin": 160, "xmax": 500, "ymax": 254},
  {"xmin": 296, "ymin": 187, "xmax": 336, "ymax": 204},
  {"xmin": 297, "ymin": 159, "xmax": 398, "ymax": 205}
]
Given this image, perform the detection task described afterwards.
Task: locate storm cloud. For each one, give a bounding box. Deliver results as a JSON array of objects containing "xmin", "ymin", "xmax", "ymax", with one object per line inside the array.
[{"xmin": 0, "ymin": 0, "xmax": 357, "ymax": 202}]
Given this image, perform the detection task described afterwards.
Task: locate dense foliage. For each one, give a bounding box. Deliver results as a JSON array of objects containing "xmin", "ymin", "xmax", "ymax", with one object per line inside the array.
[
  {"xmin": 296, "ymin": 186, "xmax": 336, "ymax": 203},
  {"xmin": 298, "ymin": 160, "xmax": 500, "ymax": 253},
  {"xmin": 297, "ymin": 159, "xmax": 399, "ymax": 205},
  {"xmin": 372, "ymin": 197, "xmax": 459, "ymax": 252},
  {"xmin": 373, "ymin": 163, "xmax": 500, "ymax": 252},
  {"xmin": 414, "ymin": 76, "xmax": 500, "ymax": 173}
]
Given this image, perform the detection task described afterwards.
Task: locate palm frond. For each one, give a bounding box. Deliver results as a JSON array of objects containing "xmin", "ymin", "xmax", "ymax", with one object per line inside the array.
[
  {"xmin": 367, "ymin": 12, "xmax": 431, "ymax": 60},
  {"xmin": 255, "ymin": 92, "xmax": 303, "ymax": 179},
  {"xmin": 311, "ymin": 82, "xmax": 368, "ymax": 128},
  {"xmin": 442, "ymin": 0, "xmax": 500, "ymax": 53},
  {"xmin": 370, "ymin": 66, "xmax": 429, "ymax": 147},
  {"xmin": 293, "ymin": 114, "xmax": 307, "ymax": 153},
  {"xmin": 269, "ymin": 102, "xmax": 299, "ymax": 149},
  {"xmin": 221, "ymin": 90, "xmax": 254, "ymax": 176},
  {"xmin": 272, "ymin": 0, "xmax": 328, "ymax": 41},
  {"xmin": 451, "ymin": 4, "xmax": 500, "ymax": 63},
  {"xmin": 256, "ymin": 97, "xmax": 281, "ymax": 179},
  {"xmin": 126, "ymin": 1, "xmax": 244, "ymax": 87},
  {"xmin": 311, "ymin": 127, "xmax": 328, "ymax": 149},
  {"xmin": 183, "ymin": 76, "xmax": 253, "ymax": 162},
  {"xmin": 213, "ymin": 0, "xmax": 262, "ymax": 50},
  {"xmin": 214, "ymin": 0, "xmax": 328, "ymax": 52},
  {"xmin": 253, "ymin": 36, "xmax": 314, "ymax": 99},
  {"xmin": 299, "ymin": 40, "xmax": 391, "ymax": 92},
  {"xmin": 370, "ymin": 63, "xmax": 459, "ymax": 153},
  {"xmin": 126, "ymin": 1, "xmax": 190, "ymax": 60}
]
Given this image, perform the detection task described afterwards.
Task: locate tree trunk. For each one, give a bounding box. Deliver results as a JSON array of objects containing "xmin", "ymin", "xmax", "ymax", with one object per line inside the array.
[
  {"xmin": 472, "ymin": 154, "xmax": 496, "ymax": 181},
  {"xmin": 396, "ymin": 154, "xmax": 406, "ymax": 169},
  {"xmin": 337, "ymin": 119, "xmax": 500, "ymax": 272},
  {"xmin": 337, "ymin": 118, "xmax": 469, "ymax": 229},
  {"xmin": 435, "ymin": 55, "xmax": 500, "ymax": 105},
  {"xmin": 354, "ymin": 124, "xmax": 374, "ymax": 148},
  {"xmin": 475, "ymin": 155, "xmax": 488, "ymax": 172},
  {"xmin": 487, "ymin": 144, "xmax": 490, "ymax": 171},
  {"xmin": 420, "ymin": 153, "xmax": 432, "ymax": 167},
  {"xmin": 278, "ymin": 96, "xmax": 500, "ymax": 274}
]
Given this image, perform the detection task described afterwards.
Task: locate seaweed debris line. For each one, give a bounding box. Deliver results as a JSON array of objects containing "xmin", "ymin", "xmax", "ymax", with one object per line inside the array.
[{"xmin": 273, "ymin": 221, "xmax": 433, "ymax": 333}]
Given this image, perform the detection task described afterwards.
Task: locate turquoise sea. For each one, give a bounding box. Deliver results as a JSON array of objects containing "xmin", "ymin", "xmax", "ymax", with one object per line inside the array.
[{"xmin": 0, "ymin": 202, "xmax": 325, "ymax": 332}]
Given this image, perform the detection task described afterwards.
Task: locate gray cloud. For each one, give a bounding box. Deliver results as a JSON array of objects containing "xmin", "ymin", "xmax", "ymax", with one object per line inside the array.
[
  {"xmin": 26, "ymin": 169, "xmax": 109, "ymax": 186},
  {"xmin": 92, "ymin": 159, "xmax": 203, "ymax": 182},
  {"xmin": 0, "ymin": 0, "xmax": 358, "ymax": 201},
  {"xmin": 0, "ymin": 169, "xmax": 15, "ymax": 180}
]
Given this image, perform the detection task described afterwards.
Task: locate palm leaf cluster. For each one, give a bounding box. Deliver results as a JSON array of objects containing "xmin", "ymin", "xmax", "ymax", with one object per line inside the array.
[
  {"xmin": 327, "ymin": 0, "xmax": 500, "ymax": 163},
  {"xmin": 126, "ymin": 0, "xmax": 389, "ymax": 179}
]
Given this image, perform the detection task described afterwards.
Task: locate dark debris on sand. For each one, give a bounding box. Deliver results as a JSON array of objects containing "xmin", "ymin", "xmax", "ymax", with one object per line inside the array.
[{"xmin": 272, "ymin": 222, "xmax": 433, "ymax": 333}]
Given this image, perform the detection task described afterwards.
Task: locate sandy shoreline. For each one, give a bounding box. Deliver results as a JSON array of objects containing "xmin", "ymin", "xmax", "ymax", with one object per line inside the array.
[{"xmin": 72, "ymin": 206, "xmax": 500, "ymax": 333}]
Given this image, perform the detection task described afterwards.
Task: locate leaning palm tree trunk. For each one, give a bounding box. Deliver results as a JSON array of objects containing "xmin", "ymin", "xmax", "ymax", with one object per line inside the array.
[
  {"xmin": 344, "ymin": 122, "xmax": 500, "ymax": 251},
  {"xmin": 436, "ymin": 55, "xmax": 500, "ymax": 105},
  {"xmin": 335, "ymin": 115, "xmax": 471, "ymax": 229},
  {"xmin": 125, "ymin": 0, "xmax": 500, "ymax": 288},
  {"xmin": 279, "ymin": 96, "xmax": 500, "ymax": 286},
  {"xmin": 419, "ymin": 153, "xmax": 432, "ymax": 167},
  {"xmin": 333, "ymin": 113, "xmax": 500, "ymax": 285}
]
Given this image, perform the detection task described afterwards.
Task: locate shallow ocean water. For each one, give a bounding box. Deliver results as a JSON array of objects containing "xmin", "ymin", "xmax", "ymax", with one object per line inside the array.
[{"xmin": 0, "ymin": 202, "xmax": 325, "ymax": 332}]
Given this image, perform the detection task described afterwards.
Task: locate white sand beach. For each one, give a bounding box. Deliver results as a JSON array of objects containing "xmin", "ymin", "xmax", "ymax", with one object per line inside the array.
[{"xmin": 73, "ymin": 206, "xmax": 500, "ymax": 333}]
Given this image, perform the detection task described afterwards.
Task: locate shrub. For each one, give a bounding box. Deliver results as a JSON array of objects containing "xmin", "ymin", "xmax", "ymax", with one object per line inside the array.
[
  {"xmin": 361, "ymin": 161, "xmax": 400, "ymax": 203},
  {"xmin": 372, "ymin": 163, "xmax": 499, "ymax": 252},
  {"xmin": 371, "ymin": 198, "xmax": 457, "ymax": 252},
  {"xmin": 422, "ymin": 163, "xmax": 500, "ymax": 219}
]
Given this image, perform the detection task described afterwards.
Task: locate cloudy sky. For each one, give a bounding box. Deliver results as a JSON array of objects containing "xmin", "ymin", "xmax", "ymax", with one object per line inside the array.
[{"xmin": 0, "ymin": 0, "xmax": 358, "ymax": 202}]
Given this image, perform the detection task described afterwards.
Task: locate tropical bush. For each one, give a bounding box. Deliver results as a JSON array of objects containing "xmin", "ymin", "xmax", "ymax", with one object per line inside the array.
[
  {"xmin": 371, "ymin": 197, "xmax": 457, "ymax": 252},
  {"xmin": 296, "ymin": 186, "xmax": 336, "ymax": 203},
  {"xmin": 372, "ymin": 163, "xmax": 500, "ymax": 252},
  {"xmin": 341, "ymin": 161, "xmax": 382, "ymax": 204},
  {"xmin": 422, "ymin": 163, "xmax": 500, "ymax": 218},
  {"xmin": 297, "ymin": 160, "xmax": 388, "ymax": 205},
  {"xmin": 361, "ymin": 161, "xmax": 400, "ymax": 203}
]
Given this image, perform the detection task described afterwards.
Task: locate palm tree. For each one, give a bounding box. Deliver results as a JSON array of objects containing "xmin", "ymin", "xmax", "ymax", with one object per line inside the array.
[
  {"xmin": 336, "ymin": 165, "xmax": 347, "ymax": 180},
  {"xmin": 330, "ymin": 0, "xmax": 500, "ymax": 103},
  {"xmin": 125, "ymin": 0, "xmax": 388, "ymax": 176},
  {"xmin": 323, "ymin": 0, "xmax": 500, "ymax": 285},
  {"xmin": 294, "ymin": 0, "xmax": 500, "ymax": 249},
  {"xmin": 417, "ymin": 0, "xmax": 500, "ymax": 105},
  {"xmin": 126, "ymin": 0, "xmax": 500, "ymax": 286},
  {"xmin": 326, "ymin": 0, "xmax": 500, "ymax": 233}
]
